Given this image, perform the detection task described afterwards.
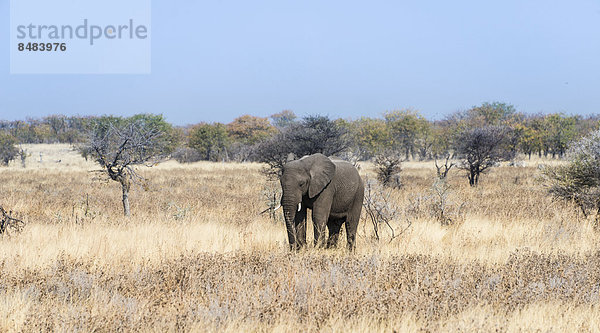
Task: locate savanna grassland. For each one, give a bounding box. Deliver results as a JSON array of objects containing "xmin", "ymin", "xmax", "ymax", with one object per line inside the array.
[{"xmin": 0, "ymin": 144, "xmax": 599, "ymax": 332}]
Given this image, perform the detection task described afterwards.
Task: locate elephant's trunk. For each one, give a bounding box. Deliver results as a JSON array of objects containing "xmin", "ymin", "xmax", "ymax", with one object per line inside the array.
[{"xmin": 281, "ymin": 192, "xmax": 301, "ymax": 250}]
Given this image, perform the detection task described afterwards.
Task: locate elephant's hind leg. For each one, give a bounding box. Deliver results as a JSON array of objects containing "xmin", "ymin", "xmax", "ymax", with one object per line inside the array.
[
  {"xmin": 326, "ymin": 217, "xmax": 344, "ymax": 248},
  {"xmin": 346, "ymin": 191, "xmax": 364, "ymax": 252}
]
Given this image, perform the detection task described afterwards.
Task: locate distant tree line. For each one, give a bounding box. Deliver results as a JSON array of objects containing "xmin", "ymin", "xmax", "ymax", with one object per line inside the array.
[
  {"xmin": 176, "ymin": 103, "xmax": 599, "ymax": 168},
  {"xmin": 0, "ymin": 103, "xmax": 599, "ymax": 169},
  {"xmin": 0, "ymin": 115, "xmax": 93, "ymax": 145}
]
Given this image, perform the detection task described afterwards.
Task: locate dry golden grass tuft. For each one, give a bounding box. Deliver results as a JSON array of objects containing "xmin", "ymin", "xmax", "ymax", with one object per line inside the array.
[{"xmin": 0, "ymin": 145, "xmax": 598, "ymax": 331}]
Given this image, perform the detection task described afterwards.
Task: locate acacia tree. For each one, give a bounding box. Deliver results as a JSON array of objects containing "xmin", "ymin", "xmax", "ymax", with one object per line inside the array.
[
  {"xmin": 455, "ymin": 126, "xmax": 515, "ymax": 186},
  {"xmin": 80, "ymin": 114, "xmax": 174, "ymax": 216},
  {"xmin": 254, "ymin": 115, "xmax": 350, "ymax": 176}
]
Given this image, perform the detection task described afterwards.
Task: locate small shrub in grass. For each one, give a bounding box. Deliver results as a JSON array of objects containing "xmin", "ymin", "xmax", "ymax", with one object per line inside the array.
[
  {"xmin": 362, "ymin": 177, "xmax": 410, "ymax": 242},
  {"xmin": 406, "ymin": 178, "xmax": 466, "ymax": 226},
  {"xmin": 374, "ymin": 152, "xmax": 403, "ymax": 189},
  {"xmin": 543, "ymin": 130, "xmax": 600, "ymax": 223},
  {"xmin": 0, "ymin": 206, "xmax": 25, "ymax": 234}
]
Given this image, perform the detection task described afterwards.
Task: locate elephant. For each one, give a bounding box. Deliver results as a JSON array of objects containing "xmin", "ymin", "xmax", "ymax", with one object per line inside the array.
[{"xmin": 280, "ymin": 153, "xmax": 364, "ymax": 251}]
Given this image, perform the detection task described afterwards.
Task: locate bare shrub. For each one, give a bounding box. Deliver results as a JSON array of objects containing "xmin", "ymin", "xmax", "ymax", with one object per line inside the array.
[
  {"xmin": 407, "ymin": 178, "xmax": 466, "ymax": 226},
  {"xmin": 434, "ymin": 155, "xmax": 455, "ymax": 179},
  {"xmin": 374, "ymin": 152, "xmax": 402, "ymax": 188},
  {"xmin": 72, "ymin": 194, "xmax": 99, "ymax": 225},
  {"xmin": 16, "ymin": 146, "xmax": 30, "ymax": 168},
  {"xmin": 430, "ymin": 179, "xmax": 466, "ymax": 226},
  {"xmin": 0, "ymin": 206, "xmax": 25, "ymax": 234},
  {"xmin": 164, "ymin": 202, "xmax": 191, "ymax": 221},
  {"xmin": 259, "ymin": 181, "xmax": 282, "ymax": 223},
  {"xmin": 362, "ymin": 177, "xmax": 410, "ymax": 242}
]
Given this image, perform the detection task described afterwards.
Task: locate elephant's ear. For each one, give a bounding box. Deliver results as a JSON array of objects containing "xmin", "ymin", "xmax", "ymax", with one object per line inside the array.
[{"xmin": 307, "ymin": 154, "xmax": 336, "ymax": 198}]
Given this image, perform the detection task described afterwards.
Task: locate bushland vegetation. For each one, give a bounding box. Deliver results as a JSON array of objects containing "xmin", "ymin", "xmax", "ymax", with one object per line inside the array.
[
  {"xmin": 1, "ymin": 103, "xmax": 600, "ymax": 330},
  {"xmin": 0, "ymin": 146, "xmax": 599, "ymax": 331},
  {"xmin": 2, "ymin": 102, "xmax": 595, "ymax": 184},
  {"xmin": 0, "ymin": 102, "xmax": 595, "ymax": 164}
]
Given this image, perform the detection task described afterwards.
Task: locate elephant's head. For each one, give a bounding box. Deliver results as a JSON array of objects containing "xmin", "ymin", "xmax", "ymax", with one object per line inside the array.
[{"xmin": 280, "ymin": 154, "xmax": 336, "ymax": 245}]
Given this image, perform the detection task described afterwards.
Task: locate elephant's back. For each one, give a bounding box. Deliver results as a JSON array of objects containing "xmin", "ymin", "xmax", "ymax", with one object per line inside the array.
[
  {"xmin": 332, "ymin": 159, "xmax": 359, "ymax": 174},
  {"xmin": 331, "ymin": 160, "xmax": 362, "ymax": 194}
]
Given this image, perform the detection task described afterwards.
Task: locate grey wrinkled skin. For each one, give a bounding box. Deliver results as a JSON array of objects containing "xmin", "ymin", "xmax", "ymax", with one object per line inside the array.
[{"xmin": 280, "ymin": 153, "xmax": 364, "ymax": 251}]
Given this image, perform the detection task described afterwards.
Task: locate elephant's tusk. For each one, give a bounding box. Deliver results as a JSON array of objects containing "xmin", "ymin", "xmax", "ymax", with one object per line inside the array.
[
  {"xmin": 298, "ymin": 203, "xmax": 302, "ymax": 212},
  {"xmin": 258, "ymin": 204, "xmax": 281, "ymax": 216}
]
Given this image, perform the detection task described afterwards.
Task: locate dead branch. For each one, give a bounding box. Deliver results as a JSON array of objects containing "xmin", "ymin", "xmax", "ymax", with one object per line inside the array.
[
  {"xmin": 362, "ymin": 177, "xmax": 409, "ymax": 243},
  {"xmin": 0, "ymin": 206, "xmax": 25, "ymax": 234},
  {"xmin": 434, "ymin": 155, "xmax": 455, "ymax": 179}
]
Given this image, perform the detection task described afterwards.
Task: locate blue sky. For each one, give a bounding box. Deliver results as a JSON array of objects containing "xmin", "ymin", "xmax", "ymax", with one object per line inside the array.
[{"xmin": 1, "ymin": 0, "xmax": 599, "ymax": 125}]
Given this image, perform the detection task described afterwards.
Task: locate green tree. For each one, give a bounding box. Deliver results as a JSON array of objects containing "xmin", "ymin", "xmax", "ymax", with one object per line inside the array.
[
  {"xmin": 189, "ymin": 123, "xmax": 230, "ymax": 161},
  {"xmin": 32, "ymin": 123, "xmax": 52, "ymax": 143},
  {"xmin": 513, "ymin": 122, "xmax": 541, "ymax": 159},
  {"xmin": 347, "ymin": 117, "xmax": 391, "ymax": 159},
  {"xmin": 8, "ymin": 120, "xmax": 36, "ymax": 143},
  {"xmin": 467, "ymin": 102, "xmax": 517, "ymax": 126},
  {"xmin": 542, "ymin": 114, "xmax": 577, "ymax": 158},
  {"xmin": 428, "ymin": 122, "xmax": 453, "ymax": 159},
  {"xmin": 0, "ymin": 133, "xmax": 18, "ymax": 166},
  {"xmin": 446, "ymin": 102, "xmax": 518, "ymax": 139},
  {"xmin": 44, "ymin": 114, "xmax": 67, "ymax": 143},
  {"xmin": 384, "ymin": 109, "xmax": 430, "ymax": 160}
]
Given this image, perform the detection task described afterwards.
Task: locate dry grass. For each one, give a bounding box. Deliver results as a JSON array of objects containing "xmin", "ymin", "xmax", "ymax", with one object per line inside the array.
[{"xmin": 0, "ymin": 144, "xmax": 599, "ymax": 332}]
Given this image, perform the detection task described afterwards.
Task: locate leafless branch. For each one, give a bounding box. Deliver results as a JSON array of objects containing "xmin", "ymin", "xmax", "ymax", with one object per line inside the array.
[
  {"xmin": 434, "ymin": 155, "xmax": 455, "ymax": 179},
  {"xmin": 362, "ymin": 177, "xmax": 409, "ymax": 243},
  {"xmin": 0, "ymin": 206, "xmax": 25, "ymax": 234}
]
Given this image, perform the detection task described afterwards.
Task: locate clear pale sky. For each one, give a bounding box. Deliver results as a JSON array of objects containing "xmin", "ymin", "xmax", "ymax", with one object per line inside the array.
[{"xmin": 1, "ymin": 0, "xmax": 599, "ymax": 125}]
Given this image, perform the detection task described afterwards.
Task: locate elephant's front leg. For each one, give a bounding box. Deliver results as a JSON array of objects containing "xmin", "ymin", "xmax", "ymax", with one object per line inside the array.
[
  {"xmin": 294, "ymin": 206, "xmax": 307, "ymax": 249},
  {"xmin": 312, "ymin": 207, "xmax": 331, "ymax": 248}
]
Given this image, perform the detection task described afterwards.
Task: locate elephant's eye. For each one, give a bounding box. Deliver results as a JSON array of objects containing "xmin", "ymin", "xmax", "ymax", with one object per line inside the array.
[{"xmin": 299, "ymin": 181, "xmax": 305, "ymax": 187}]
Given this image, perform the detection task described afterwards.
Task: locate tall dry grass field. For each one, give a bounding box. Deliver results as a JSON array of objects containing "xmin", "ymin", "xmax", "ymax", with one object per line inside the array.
[{"xmin": 0, "ymin": 145, "xmax": 599, "ymax": 332}]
